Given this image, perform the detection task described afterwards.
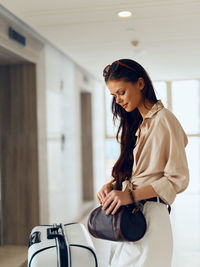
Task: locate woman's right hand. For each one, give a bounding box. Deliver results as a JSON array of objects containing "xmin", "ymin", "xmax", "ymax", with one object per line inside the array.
[{"xmin": 96, "ymin": 183, "xmax": 113, "ymax": 204}]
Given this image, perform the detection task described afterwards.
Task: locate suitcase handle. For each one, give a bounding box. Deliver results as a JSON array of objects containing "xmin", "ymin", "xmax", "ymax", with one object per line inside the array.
[
  {"xmin": 47, "ymin": 226, "xmax": 63, "ymax": 239},
  {"xmin": 29, "ymin": 231, "xmax": 41, "ymax": 247},
  {"xmin": 47, "ymin": 225, "xmax": 69, "ymax": 267}
]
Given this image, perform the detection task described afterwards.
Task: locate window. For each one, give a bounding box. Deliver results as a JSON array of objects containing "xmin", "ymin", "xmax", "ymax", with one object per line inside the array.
[
  {"xmin": 153, "ymin": 81, "xmax": 167, "ymax": 107},
  {"xmin": 171, "ymin": 80, "xmax": 200, "ymax": 195},
  {"xmin": 172, "ymin": 80, "xmax": 200, "ymax": 134}
]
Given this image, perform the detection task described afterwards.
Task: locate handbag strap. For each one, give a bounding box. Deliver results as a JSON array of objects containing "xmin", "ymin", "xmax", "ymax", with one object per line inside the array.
[{"xmin": 140, "ymin": 198, "xmax": 171, "ymax": 214}]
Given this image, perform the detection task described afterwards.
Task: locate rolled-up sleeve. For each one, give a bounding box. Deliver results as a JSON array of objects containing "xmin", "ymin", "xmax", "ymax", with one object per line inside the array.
[{"xmin": 150, "ymin": 115, "xmax": 190, "ymax": 205}]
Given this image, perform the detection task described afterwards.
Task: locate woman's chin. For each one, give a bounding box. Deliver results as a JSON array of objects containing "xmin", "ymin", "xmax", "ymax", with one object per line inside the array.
[{"xmin": 126, "ymin": 106, "xmax": 136, "ymax": 112}]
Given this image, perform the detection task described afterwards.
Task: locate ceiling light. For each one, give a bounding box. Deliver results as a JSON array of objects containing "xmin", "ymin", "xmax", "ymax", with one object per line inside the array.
[
  {"xmin": 118, "ymin": 11, "xmax": 132, "ymax": 18},
  {"xmin": 131, "ymin": 40, "xmax": 139, "ymax": 47}
]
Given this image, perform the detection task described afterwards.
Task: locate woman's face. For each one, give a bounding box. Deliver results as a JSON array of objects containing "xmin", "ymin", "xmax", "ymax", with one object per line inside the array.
[{"xmin": 106, "ymin": 78, "xmax": 145, "ymax": 112}]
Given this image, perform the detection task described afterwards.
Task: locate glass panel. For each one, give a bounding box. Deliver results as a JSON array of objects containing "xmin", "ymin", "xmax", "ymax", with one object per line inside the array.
[
  {"xmin": 171, "ymin": 80, "xmax": 200, "ymax": 134},
  {"xmin": 153, "ymin": 81, "xmax": 167, "ymax": 107},
  {"xmin": 105, "ymin": 138, "xmax": 120, "ymax": 179},
  {"xmin": 105, "ymin": 138, "xmax": 120, "ymax": 160},
  {"xmin": 105, "ymin": 159, "xmax": 115, "ymax": 180}
]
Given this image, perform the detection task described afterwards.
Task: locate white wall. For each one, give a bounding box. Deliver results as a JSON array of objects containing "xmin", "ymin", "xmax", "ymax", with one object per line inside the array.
[{"xmin": 45, "ymin": 45, "xmax": 105, "ymax": 223}]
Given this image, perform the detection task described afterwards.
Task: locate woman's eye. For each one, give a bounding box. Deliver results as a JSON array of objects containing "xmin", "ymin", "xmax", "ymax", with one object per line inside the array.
[{"xmin": 120, "ymin": 91, "xmax": 125, "ymax": 95}]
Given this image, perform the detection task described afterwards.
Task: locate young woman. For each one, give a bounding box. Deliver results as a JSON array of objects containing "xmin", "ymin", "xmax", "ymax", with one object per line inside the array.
[{"xmin": 97, "ymin": 59, "xmax": 189, "ymax": 267}]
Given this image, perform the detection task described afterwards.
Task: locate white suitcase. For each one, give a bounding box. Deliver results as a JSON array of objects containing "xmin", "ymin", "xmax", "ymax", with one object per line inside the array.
[{"xmin": 28, "ymin": 223, "xmax": 98, "ymax": 267}]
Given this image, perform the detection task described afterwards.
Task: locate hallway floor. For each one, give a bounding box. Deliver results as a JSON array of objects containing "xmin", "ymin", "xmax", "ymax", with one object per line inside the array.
[{"xmin": 0, "ymin": 246, "xmax": 27, "ymax": 267}]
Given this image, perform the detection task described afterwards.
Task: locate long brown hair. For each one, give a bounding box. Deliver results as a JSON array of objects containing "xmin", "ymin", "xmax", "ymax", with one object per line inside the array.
[{"xmin": 104, "ymin": 59, "xmax": 158, "ymax": 189}]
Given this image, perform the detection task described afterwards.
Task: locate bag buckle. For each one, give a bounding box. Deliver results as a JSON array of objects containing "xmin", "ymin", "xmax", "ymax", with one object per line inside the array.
[
  {"xmin": 131, "ymin": 202, "xmax": 144, "ymax": 214},
  {"xmin": 132, "ymin": 206, "xmax": 140, "ymax": 214}
]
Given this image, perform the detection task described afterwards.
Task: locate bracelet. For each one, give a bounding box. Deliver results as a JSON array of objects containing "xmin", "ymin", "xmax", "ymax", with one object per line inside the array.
[{"xmin": 128, "ymin": 189, "xmax": 135, "ymax": 203}]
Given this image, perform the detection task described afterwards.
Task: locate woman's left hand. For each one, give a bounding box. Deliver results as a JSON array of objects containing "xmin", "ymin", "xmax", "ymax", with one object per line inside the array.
[{"xmin": 101, "ymin": 189, "xmax": 133, "ymax": 215}]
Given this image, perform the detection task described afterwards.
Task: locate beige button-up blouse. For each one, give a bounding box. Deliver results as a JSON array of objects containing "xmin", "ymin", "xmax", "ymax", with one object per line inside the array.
[{"xmin": 122, "ymin": 100, "xmax": 190, "ymax": 205}]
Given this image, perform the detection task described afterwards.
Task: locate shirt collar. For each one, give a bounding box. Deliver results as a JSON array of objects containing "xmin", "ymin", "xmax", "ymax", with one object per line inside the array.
[
  {"xmin": 144, "ymin": 100, "xmax": 164, "ymax": 119},
  {"xmin": 135, "ymin": 100, "xmax": 164, "ymax": 136}
]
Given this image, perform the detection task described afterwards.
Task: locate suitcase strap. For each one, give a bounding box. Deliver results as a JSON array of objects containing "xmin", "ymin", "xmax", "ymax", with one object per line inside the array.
[
  {"xmin": 47, "ymin": 224, "xmax": 98, "ymax": 267},
  {"xmin": 47, "ymin": 225, "xmax": 69, "ymax": 267}
]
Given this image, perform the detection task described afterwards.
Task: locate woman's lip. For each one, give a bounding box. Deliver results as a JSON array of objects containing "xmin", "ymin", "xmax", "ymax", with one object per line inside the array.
[{"xmin": 122, "ymin": 103, "xmax": 128, "ymax": 108}]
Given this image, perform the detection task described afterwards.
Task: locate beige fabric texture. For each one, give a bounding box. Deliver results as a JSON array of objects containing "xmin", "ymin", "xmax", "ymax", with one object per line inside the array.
[{"xmin": 119, "ymin": 100, "xmax": 189, "ymax": 205}]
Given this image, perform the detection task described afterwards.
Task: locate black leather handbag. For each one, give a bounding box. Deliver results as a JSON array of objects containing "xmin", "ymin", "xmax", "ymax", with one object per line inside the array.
[{"xmin": 87, "ymin": 202, "xmax": 147, "ymax": 242}]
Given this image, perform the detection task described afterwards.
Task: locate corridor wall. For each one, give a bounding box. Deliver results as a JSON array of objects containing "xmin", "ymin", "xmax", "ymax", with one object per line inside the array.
[{"xmin": 45, "ymin": 45, "xmax": 105, "ymax": 223}]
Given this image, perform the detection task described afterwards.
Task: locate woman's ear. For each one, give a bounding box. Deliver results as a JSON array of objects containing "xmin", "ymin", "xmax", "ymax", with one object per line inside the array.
[{"xmin": 137, "ymin": 77, "xmax": 145, "ymax": 91}]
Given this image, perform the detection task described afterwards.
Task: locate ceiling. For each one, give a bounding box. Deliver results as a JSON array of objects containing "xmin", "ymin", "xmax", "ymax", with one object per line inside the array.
[{"xmin": 1, "ymin": 0, "xmax": 200, "ymax": 82}]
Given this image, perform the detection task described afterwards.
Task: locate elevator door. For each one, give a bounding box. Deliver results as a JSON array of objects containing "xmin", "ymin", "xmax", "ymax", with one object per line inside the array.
[
  {"xmin": 80, "ymin": 92, "xmax": 94, "ymax": 201},
  {"xmin": 0, "ymin": 48, "xmax": 39, "ymax": 245}
]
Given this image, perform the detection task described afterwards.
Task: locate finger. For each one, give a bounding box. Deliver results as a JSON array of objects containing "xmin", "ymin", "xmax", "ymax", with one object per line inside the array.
[
  {"xmin": 111, "ymin": 202, "xmax": 121, "ymax": 215},
  {"xmin": 97, "ymin": 193, "xmax": 103, "ymax": 204},
  {"xmin": 101, "ymin": 194, "xmax": 111, "ymax": 208},
  {"xmin": 102, "ymin": 196, "xmax": 113, "ymax": 210},
  {"xmin": 102, "ymin": 190, "xmax": 114, "ymax": 204},
  {"xmin": 99, "ymin": 193, "xmax": 106, "ymax": 203},
  {"xmin": 105, "ymin": 191, "xmax": 115, "ymax": 199},
  {"xmin": 105, "ymin": 200, "xmax": 118, "ymax": 215},
  {"xmin": 96, "ymin": 194, "xmax": 102, "ymax": 204},
  {"xmin": 102, "ymin": 195, "xmax": 107, "ymax": 205},
  {"xmin": 100, "ymin": 190, "xmax": 106, "ymax": 199}
]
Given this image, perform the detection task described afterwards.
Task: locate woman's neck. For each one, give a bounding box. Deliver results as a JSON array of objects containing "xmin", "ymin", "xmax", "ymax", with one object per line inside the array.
[{"xmin": 138, "ymin": 100, "xmax": 155, "ymax": 120}]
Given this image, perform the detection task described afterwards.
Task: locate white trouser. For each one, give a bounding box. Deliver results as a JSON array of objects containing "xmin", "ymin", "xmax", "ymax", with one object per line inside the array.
[{"xmin": 109, "ymin": 200, "xmax": 173, "ymax": 267}]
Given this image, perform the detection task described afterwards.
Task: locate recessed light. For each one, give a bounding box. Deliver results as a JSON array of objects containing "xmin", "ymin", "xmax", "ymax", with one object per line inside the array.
[
  {"xmin": 131, "ymin": 40, "xmax": 139, "ymax": 47},
  {"xmin": 118, "ymin": 11, "xmax": 132, "ymax": 18}
]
